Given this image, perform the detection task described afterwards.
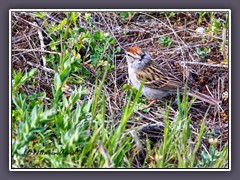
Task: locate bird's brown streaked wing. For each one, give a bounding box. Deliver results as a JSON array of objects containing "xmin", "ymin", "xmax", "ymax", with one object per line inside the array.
[{"xmin": 135, "ymin": 66, "xmax": 182, "ymax": 90}]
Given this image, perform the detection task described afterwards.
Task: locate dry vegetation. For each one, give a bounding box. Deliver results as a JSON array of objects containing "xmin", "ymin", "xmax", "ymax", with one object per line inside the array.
[{"xmin": 11, "ymin": 11, "xmax": 229, "ymax": 168}]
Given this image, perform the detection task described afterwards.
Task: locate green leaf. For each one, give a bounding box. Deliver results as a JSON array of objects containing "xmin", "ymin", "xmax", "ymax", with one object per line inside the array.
[
  {"xmin": 143, "ymin": 107, "xmax": 151, "ymax": 113},
  {"xmin": 79, "ymin": 28, "xmax": 85, "ymax": 33},
  {"xmin": 159, "ymin": 36, "xmax": 172, "ymax": 47},
  {"xmin": 70, "ymin": 12, "xmax": 79, "ymax": 27},
  {"xmin": 28, "ymin": 68, "xmax": 38, "ymax": 77},
  {"xmin": 30, "ymin": 106, "xmax": 38, "ymax": 128},
  {"xmin": 159, "ymin": 38, "xmax": 165, "ymax": 43},
  {"xmin": 14, "ymin": 70, "xmax": 22, "ymax": 85},
  {"xmin": 120, "ymin": 12, "xmax": 135, "ymax": 21},
  {"xmin": 62, "ymin": 95, "xmax": 68, "ymax": 108},
  {"xmin": 49, "ymin": 41, "xmax": 57, "ymax": 51},
  {"xmin": 90, "ymin": 54, "xmax": 100, "ymax": 66},
  {"xmin": 121, "ymin": 84, "xmax": 133, "ymax": 91},
  {"xmin": 92, "ymin": 44, "xmax": 102, "ymax": 53},
  {"xmin": 54, "ymin": 73, "xmax": 62, "ymax": 90},
  {"xmin": 169, "ymin": 12, "xmax": 175, "ymax": 18},
  {"xmin": 209, "ymin": 145, "xmax": 215, "ymax": 157},
  {"xmin": 201, "ymin": 151, "xmax": 209, "ymax": 160},
  {"xmin": 39, "ymin": 108, "xmax": 56, "ymax": 123},
  {"xmin": 224, "ymin": 13, "xmax": 229, "ymax": 29},
  {"xmin": 94, "ymin": 30, "xmax": 104, "ymax": 41},
  {"xmin": 204, "ymin": 48, "xmax": 211, "ymax": 53},
  {"xmin": 60, "ymin": 67, "xmax": 71, "ymax": 82},
  {"xmin": 84, "ymin": 13, "xmax": 91, "ymax": 21},
  {"xmin": 38, "ymin": 92, "xmax": 46, "ymax": 99},
  {"xmin": 55, "ymin": 19, "xmax": 67, "ymax": 31},
  {"xmin": 116, "ymin": 46, "xmax": 121, "ymax": 53},
  {"xmin": 196, "ymin": 48, "xmax": 201, "ymax": 54},
  {"xmin": 109, "ymin": 38, "xmax": 116, "ymax": 44},
  {"xmin": 28, "ymin": 93, "xmax": 36, "ymax": 101}
]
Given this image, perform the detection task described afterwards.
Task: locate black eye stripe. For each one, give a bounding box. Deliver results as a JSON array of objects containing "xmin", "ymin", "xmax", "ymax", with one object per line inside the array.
[
  {"xmin": 126, "ymin": 53, "xmax": 136, "ymax": 58},
  {"xmin": 141, "ymin": 53, "xmax": 145, "ymax": 59}
]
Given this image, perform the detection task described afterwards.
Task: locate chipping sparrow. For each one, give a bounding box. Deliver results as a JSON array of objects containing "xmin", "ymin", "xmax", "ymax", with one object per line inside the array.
[{"xmin": 125, "ymin": 46, "xmax": 221, "ymax": 107}]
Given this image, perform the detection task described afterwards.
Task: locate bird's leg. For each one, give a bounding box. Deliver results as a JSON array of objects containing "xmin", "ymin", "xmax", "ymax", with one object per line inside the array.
[{"xmin": 142, "ymin": 98, "xmax": 157, "ymax": 109}]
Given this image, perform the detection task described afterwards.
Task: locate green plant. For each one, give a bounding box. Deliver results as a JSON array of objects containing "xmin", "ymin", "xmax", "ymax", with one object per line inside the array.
[
  {"xmin": 197, "ymin": 12, "xmax": 206, "ymax": 25},
  {"xmin": 140, "ymin": 86, "xmax": 228, "ymax": 168},
  {"xmin": 206, "ymin": 12, "xmax": 228, "ymax": 38},
  {"xmin": 196, "ymin": 47, "xmax": 211, "ymax": 59},
  {"xmin": 11, "ymin": 66, "xmax": 145, "ymax": 167},
  {"xmin": 12, "ymin": 68, "xmax": 38, "ymax": 94},
  {"xmin": 168, "ymin": 12, "xmax": 176, "ymax": 18},
  {"xmin": 120, "ymin": 12, "xmax": 136, "ymax": 21},
  {"xmin": 200, "ymin": 141, "xmax": 228, "ymax": 168},
  {"xmin": 43, "ymin": 12, "xmax": 117, "ymax": 80},
  {"xmin": 159, "ymin": 36, "xmax": 172, "ymax": 48},
  {"xmin": 209, "ymin": 18, "xmax": 221, "ymax": 35},
  {"xmin": 221, "ymin": 12, "xmax": 229, "ymax": 62}
]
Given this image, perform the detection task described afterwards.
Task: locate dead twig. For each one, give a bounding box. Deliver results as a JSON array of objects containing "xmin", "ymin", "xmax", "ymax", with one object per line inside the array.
[
  {"xmin": 180, "ymin": 61, "xmax": 228, "ymax": 68},
  {"xmin": 35, "ymin": 22, "xmax": 47, "ymax": 67},
  {"xmin": 12, "ymin": 49, "xmax": 61, "ymax": 56},
  {"xmin": 26, "ymin": 61, "xmax": 55, "ymax": 74}
]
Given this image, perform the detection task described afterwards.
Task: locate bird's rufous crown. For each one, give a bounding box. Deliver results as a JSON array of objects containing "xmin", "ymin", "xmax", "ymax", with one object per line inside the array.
[{"xmin": 127, "ymin": 46, "xmax": 143, "ymax": 57}]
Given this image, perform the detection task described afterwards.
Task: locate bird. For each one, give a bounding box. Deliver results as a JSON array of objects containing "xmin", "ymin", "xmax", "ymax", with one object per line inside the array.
[{"xmin": 125, "ymin": 46, "xmax": 221, "ymax": 108}]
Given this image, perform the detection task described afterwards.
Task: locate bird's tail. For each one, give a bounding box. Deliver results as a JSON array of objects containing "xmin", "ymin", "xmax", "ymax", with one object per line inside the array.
[{"xmin": 186, "ymin": 90, "xmax": 221, "ymax": 107}]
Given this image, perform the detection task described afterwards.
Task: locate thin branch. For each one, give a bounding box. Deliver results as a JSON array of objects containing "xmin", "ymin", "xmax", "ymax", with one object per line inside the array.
[
  {"xmin": 26, "ymin": 61, "xmax": 55, "ymax": 74},
  {"xmin": 180, "ymin": 61, "xmax": 228, "ymax": 68},
  {"xmin": 13, "ymin": 13, "xmax": 53, "ymax": 41},
  {"xmin": 135, "ymin": 111, "xmax": 160, "ymax": 124},
  {"xmin": 12, "ymin": 49, "xmax": 61, "ymax": 56},
  {"xmin": 35, "ymin": 22, "xmax": 47, "ymax": 67}
]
